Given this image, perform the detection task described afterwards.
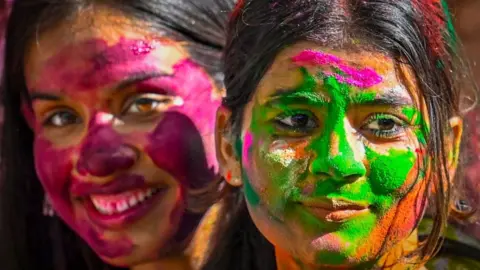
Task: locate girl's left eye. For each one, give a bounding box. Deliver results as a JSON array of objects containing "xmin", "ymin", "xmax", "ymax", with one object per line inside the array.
[
  {"xmin": 361, "ymin": 114, "xmax": 407, "ymax": 139},
  {"xmin": 123, "ymin": 94, "xmax": 183, "ymax": 115},
  {"xmin": 127, "ymin": 98, "xmax": 162, "ymax": 114}
]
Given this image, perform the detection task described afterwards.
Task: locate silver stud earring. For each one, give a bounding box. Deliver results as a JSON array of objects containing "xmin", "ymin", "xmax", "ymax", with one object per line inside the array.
[{"xmin": 43, "ymin": 194, "xmax": 55, "ymax": 217}]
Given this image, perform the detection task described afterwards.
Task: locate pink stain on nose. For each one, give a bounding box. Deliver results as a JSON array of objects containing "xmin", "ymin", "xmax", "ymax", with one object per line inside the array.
[
  {"xmin": 92, "ymin": 112, "xmax": 115, "ymax": 125},
  {"xmin": 292, "ymin": 50, "xmax": 383, "ymax": 88},
  {"xmin": 77, "ymin": 117, "xmax": 137, "ymax": 177}
]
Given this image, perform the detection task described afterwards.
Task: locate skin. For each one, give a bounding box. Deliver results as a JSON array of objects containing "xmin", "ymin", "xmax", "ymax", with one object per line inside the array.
[
  {"xmin": 217, "ymin": 42, "xmax": 462, "ymax": 269},
  {"xmin": 23, "ymin": 6, "xmax": 220, "ymax": 270}
]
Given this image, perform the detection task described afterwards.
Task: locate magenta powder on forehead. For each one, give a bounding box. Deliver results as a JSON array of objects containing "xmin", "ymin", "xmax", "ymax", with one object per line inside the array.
[{"xmin": 292, "ymin": 49, "xmax": 383, "ymax": 88}]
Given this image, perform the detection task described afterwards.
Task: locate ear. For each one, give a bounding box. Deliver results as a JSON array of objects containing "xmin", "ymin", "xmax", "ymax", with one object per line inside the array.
[
  {"xmin": 215, "ymin": 106, "xmax": 243, "ymax": 187},
  {"xmin": 447, "ymin": 116, "xmax": 463, "ymax": 181}
]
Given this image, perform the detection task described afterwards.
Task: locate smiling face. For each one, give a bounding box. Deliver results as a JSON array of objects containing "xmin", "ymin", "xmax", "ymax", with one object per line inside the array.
[
  {"xmin": 220, "ymin": 42, "xmax": 438, "ymax": 267},
  {"xmin": 23, "ymin": 7, "xmax": 220, "ymax": 267}
]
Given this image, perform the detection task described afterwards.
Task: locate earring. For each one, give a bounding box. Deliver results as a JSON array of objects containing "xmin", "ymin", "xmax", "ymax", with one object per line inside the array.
[
  {"xmin": 43, "ymin": 194, "xmax": 55, "ymax": 217},
  {"xmin": 225, "ymin": 170, "xmax": 242, "ymax": 186}
]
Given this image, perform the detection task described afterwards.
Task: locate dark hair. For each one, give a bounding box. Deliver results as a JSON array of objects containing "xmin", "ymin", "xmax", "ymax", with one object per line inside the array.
[
  {"xmin": 0, "ymin": 0, "xmax": 233, "ymax": 269},
  {"xmin": 204, "ymin": 0, "xmax": 478, "ymax": 269}
]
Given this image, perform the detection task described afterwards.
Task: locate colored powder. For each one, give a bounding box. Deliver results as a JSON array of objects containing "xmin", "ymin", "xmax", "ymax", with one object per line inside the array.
[
  {"xmin": 441, "ymin": 0, "xmax": 457, "ymax": 49},
  {"xmin": 240, "ymin": 132, "xmax": 261, "ymax": 207},
  {"xmin": 309, "ymin": 75, "xmax": 367, "ymax": 178},
  {"xmin": 367, "ymin": 148, "xmax": 416, "ymax": 194},
  {"xmin": 292, "ymin": 50, "xmax": 383, "ymax": 88},
  {"xmin": 402, "ymin": 106, "xmax": 428, "ymax": 145}
]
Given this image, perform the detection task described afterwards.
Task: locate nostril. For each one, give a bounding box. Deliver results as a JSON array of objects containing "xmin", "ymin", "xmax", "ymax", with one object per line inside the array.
[
  {"xmin": 343, "ymin": 174, "xmax": 362, "ymax": 183},
  {"xmin": 77, "ymin": 145, "xmax": 138, "ymax": 177},
  {"xmin": 109, "ymin": 145, "xmax": 138, "ymax": 168}
]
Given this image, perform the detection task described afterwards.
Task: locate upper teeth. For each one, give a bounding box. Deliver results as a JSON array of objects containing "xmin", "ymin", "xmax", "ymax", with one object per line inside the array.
[{"xmin": 91, "ymin": 188, "xmax": 161, "ymax": 215}]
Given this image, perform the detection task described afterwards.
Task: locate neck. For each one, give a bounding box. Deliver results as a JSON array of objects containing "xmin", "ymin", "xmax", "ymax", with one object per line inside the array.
[
  {"xmin": 131, "ymin": 254, "xmax": 192, "ymax": 270},
  {"xmin": 275, "ymin": 230, "xmax": 424, "ymax": 270}
]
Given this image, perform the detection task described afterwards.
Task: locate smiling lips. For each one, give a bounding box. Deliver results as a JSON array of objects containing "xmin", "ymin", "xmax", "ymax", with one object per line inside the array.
[
  {"xmin": 71, "ymin": 174, "xmax": 168, "ymax": 229},
  {"xmin": 301, "ymin": 199, "xmax": 369, "ymax": 222},
  {"xmin": 90, "ymin": 187, "xmax": 163, "ymax": 215}
]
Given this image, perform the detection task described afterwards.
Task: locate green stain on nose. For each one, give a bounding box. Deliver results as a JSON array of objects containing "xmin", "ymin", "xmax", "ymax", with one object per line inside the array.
[{"xmin": 309, "ymin": 75, "xmax": 366, "ymax": 179}]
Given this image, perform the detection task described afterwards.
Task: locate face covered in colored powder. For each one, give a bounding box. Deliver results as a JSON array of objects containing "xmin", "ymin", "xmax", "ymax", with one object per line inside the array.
[
  {"xmin": 218, "ymin": 42, "xmax": 463, "ymax": 267},
  {"xmin": 23, "ymin": 7, "xmax": 221, "ymax": 267}
]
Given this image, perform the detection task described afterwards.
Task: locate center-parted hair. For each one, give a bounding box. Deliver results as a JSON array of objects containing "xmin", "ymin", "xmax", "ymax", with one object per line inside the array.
[
  {"xmin": 0, "ymin": 0, "xmax": 234, "ymax": 270},
  {"xmin": 204, "ymin": 0, "xmax": 477, "ymax": 269}
]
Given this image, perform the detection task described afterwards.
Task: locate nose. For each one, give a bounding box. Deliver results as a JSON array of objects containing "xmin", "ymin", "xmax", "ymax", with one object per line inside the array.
[
  {"xmin": 76, "ymin": 120, "xmax": 138, "ymax": 177},
  {"xmin": 309, "ymin": 121, "xmax": 366, "ymax": 182}
]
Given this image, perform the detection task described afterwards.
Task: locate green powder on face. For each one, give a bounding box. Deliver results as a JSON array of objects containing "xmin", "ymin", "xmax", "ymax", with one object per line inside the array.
[
  {"xmin": 246, "ymin": 65, "xmax": 424, "ymax": 265},
  {"xmin": 402, "ymin": 106, "xmax": 429, "ymax": 145},
  {"xmin": 243, "ymin": 173, "xmax": 261, "ymax": 207},
  {"xmin": 309, "ymin": 75, "xmax": 367, "ymax": 178},
  {"xmin": 367, "ymin": 148, "xmax": 416, "ymax": 194}
]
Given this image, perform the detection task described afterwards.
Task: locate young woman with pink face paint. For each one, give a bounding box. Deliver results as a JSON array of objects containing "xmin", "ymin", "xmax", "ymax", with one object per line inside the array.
[
  {"xmin": 205, "ymin": 0, "xmax": 478, "ymax": 269},
  {"xmin": 0, "ymin": 0, "xmax": 234, "ymax": 269}
]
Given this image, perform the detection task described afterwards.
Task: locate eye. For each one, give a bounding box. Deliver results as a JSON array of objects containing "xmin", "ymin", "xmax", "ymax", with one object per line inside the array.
[
  {"xmin": 123, "ymin": 94, "xmax": 183, "ymax": 115},
  {"xmin": 127, "ymin": 98, "xmax": 161, "ymax": 113},
  {"xmin": 362, "ymin": 114, "xmax": 406, "ymax": 139},
  {"xmin": 44, "ymin": 110, "xmax": 80, "ymax": 127},
  {"xmin": 275, "ymin": 112, "xmax": 318, "ymax": 133}
]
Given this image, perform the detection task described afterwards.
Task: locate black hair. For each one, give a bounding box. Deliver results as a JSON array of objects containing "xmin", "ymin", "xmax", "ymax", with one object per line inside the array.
[
  {"xmin": 0, "ymin": 0, "xmax": 233, "ymax": 269},
  {"xmin": 204, "ymin": 0, "xmax": 478, "ymax": 269}
]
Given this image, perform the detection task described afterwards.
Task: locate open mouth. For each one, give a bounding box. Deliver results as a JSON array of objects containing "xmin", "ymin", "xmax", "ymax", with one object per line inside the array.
[
  {"xmin": 90, "ymin": 187, "xmax": 163, "ymax": 215},
  {"xmin": 83, "ymin": 186, "xmax": 168, "ymax": 229},
  {"xmin": 70, "ymin": 174, "xmax": 170, "ymax": 229}
]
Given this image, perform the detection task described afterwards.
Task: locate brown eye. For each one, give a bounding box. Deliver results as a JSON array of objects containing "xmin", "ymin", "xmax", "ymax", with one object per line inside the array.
[
  {"xmin": 129, "ymin": 98, "xmax": 160, "ymax": 113},
  {"xmin": 123, "ymin": 94, "xmax": 183, "ymax": 116},
  {"xmin": 361, "ymin": 113, "xmax": 406, "ymax": 139},
  {"xmin": 275, "ymin": 111, "xmax": 319, "ymax": 134},
  {"xmin": 44, "ymin": 110, "xmax": 80, "ymax": 127}
]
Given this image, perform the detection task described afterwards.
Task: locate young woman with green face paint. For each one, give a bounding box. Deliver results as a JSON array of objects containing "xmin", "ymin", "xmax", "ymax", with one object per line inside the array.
[{"xmin": 204, "ymin": 0, "xmax": 477, "ymax": 269}]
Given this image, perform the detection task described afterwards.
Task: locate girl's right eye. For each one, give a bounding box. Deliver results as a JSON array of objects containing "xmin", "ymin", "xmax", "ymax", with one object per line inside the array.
[
  {"xmin": 44, "ymin": 110, "xmax": 80, "ymax": 127},
  {"xmin": 274, "ymin": 111, "xmax": 319, "ymax": 134}
]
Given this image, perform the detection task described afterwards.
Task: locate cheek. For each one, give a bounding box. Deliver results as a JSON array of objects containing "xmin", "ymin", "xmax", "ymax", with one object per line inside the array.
[
  {"xmin": 145, "ymin": 112, "xmax": 215, "ymax": 189},
  {"xmin": 242, "ymin": 133, "xmax": 311, "ymax": 208},
  {"xmin": 34, "ymin": 137, "xmax": 76, "ymax": 224},
  {"xmin": 162, "ymin": 60, "xmax": 221, "ymax": 175},
  {"xmin": 366, "ymin": 147, "xmax": 417, "ymax": 195}
]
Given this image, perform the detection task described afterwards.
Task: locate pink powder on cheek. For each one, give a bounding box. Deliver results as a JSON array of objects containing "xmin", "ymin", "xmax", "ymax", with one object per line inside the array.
[
  {"xmin": 144, "ymin": 60, "xmax": 221, "ymax": 184},
  {"xmin": 34, "ymin": 138, "xmax": 133, "ymax": 258},
  {"xmin": 34, "ymin": 137, "xmax": 75, "ymax": 224},
  {"xmin": 292, "ymin": 50, "xmax": 383, "ymax": 88},
  {"xmin": 241, "ymin": 132, "xmax": 254, "ymax": 170},
  {"xmin": 143, "ymin": 60, "xmax": 220, "ymax": 242}
]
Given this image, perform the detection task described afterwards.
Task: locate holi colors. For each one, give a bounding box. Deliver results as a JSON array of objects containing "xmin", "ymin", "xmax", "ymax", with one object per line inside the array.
[{"xmin": 236, "ymin": 46, "xmax": 429, "ymax": 267}]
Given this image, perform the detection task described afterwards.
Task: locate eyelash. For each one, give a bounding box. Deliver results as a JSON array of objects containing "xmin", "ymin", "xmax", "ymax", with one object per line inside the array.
[
  {"xmin": 43, "ymin": 108, "xmax": 80, "ymax": 128},
  {"xmin": 121, "ymin": 94, "xmax": 170, "ymax": 116},
  {"xmin": 361, "ymin": 113, "xmax": 407, "ymax": 139},
  {"xmin": 41, "ymin": 93, "xmax": 180, "ymax": 128},
  {"xmin": 274, "ymin": 110, "xmax": 319, "ymax": 134}
]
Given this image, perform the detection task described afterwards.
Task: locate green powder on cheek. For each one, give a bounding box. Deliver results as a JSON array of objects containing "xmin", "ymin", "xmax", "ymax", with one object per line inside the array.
[
  {"xmin": 402, "ymin": 106, "xmax": 429, "ymax": 145},
  {"xmin": 367, "ymin": 147, "xmax": 416, "ymax": 194},
  {"xmin": 243, "ymin": 174, "xmax": 261, "ymax": 207}
]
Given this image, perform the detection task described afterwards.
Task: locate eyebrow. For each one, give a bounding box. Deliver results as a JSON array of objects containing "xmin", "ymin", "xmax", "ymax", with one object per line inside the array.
[
  {"xmin": 266, "ymin": 89, "xmax": 329, "ymax": 106},
  {"xmin": 29, "ymin": 93, "xmax": 62, "ymax": 102},
  {"xmin": 29, "ymin": 71, "xmax": 170, "ymax": 102},
  {"xmin": 350, "ymin": 90, "xmax": 414, "ymax": 106},
  {"xmin": 265, "ymin": 88, "xmax": 413, "ymax": 107},
  {"xmin": 113, "ymin": 71, "xmax": 170, "ymax": 91}
]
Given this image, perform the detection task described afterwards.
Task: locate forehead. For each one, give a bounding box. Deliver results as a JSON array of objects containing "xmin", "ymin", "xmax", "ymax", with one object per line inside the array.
[
  {"xmin": 24, "ymin": 6, "xmax": 187, "ymax": 92},
  {"xmin": 256, "ymin": 42, "xmax": 420, "ymax": 103}
]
